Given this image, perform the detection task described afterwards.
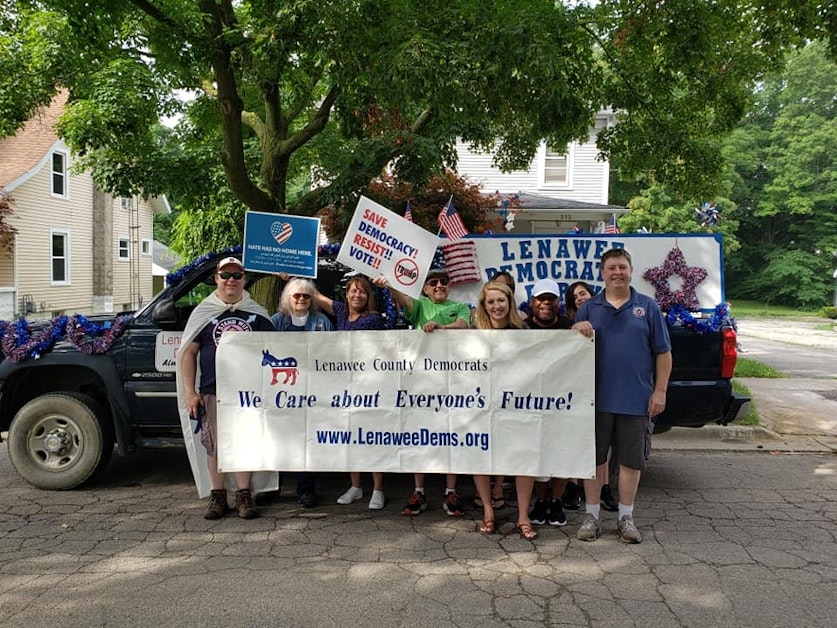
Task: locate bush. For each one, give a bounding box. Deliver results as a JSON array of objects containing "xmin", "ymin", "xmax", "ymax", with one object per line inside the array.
[
  {"xmin": 743, "ymin": 249, "xmax": 831, "ymax": 309},
  {"xmin": 821, "ymin": 306, "xmax": 837, "ymax": 319}
]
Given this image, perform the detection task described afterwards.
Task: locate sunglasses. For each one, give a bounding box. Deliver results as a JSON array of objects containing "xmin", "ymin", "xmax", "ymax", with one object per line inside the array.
[
  {"xmin": 217, "ymin": 271, "xmax": 244, "ymax": 280},
  {"xmin": 292, "ymin": 293, "xmax": 312, "ymax": 300},
  {"xmin": 426, "ymin": 277, "xmax": 450, "ymax": 287}
]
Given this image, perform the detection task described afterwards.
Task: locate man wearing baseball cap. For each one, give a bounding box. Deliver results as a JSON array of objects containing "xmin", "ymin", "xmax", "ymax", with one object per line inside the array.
[
  {"xmin": 372, "ymin": 265, "xmax": 470, "ymax": 517},
  {"xmin": 177, "ymin": 256, "xmax": 275, "ymax": 520},
  {"xmin": 524, "ymin": 279, "xmax": 574, "ymax": 528}
]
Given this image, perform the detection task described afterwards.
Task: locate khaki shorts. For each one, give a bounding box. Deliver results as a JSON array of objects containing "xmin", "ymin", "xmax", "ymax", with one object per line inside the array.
[
  {"xmin": 198, "ymin": 394, "xmax": 218, "ymax": 457},
  {"xmin": 594, "ymin": 412, "xmax": 652, "ymax": 471}
]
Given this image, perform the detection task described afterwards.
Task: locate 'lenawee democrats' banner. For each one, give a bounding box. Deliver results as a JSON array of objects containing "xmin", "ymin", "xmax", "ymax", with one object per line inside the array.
[
  {"xmin": 214, "ymin": 329, "xmax": 595, "ymax": 478},
  {"xmin": 449, "ymin": 233, "xmax": 725, "ymax": 312}
]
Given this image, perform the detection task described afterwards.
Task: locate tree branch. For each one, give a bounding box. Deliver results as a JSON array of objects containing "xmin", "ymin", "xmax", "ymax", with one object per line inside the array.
[{"xmin": 279, "ymin": 85, "xmax": 340, "ymax": 156}]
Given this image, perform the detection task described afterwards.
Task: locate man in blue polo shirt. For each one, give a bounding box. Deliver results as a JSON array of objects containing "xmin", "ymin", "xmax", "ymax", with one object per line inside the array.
[{"xmin": 571, "ymin": 247, "xmax": 672, "ymax": 543}]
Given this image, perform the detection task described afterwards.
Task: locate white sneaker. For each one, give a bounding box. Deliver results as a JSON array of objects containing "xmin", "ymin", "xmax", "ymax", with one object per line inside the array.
[
  {"xmin": 368, "ymin": 490, "xmax": 386, "ymax": 510},
  {"xmin": 337, "ymin": 486, "xmax": 363, "ymax": 504}
]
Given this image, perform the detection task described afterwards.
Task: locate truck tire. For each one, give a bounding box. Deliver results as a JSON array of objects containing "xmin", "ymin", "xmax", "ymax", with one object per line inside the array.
[{"xmin": 8, "ymin": 393, "xmax": 114, "ymax": 490}]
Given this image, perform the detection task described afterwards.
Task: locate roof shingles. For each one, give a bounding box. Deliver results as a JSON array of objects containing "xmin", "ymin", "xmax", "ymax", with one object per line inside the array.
[{"xmin": 0, "ymin": 91, "xmax": 68, "ymax": 189}]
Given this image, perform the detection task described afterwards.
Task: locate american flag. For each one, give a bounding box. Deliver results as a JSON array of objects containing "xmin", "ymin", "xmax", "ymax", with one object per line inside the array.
[
  {"xmin": 404, "ymin": 200, "xmax": 413, "ymax": 223},
  {"xmin": 440, "ymin": 240, "xmax": 481, "ymax": 285},
  {"xmin": 604, "ymin": 216, "xmax": 621, "ymax": 234},
  {"xmin": 437, "ymin": 196, "xmax": 469, "ymax": 241}
]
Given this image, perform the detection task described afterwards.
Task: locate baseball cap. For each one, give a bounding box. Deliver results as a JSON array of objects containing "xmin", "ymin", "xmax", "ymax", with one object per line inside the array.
[
  {"xmin": 425, "ymin": 268, "xmax": 449, "ymax": 281},
  {"xmin": 532, "ymin": 279, "xmax": 560, "ymax": 298},
  {"xmin": 216, "ymin": 256, "xmax": 244, "ymax": 271}
]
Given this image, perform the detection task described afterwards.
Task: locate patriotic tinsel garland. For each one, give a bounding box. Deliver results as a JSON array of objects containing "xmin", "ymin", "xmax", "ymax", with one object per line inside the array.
[{"xmin": 0, "ymin": 314, "xmax": 134, "ymax": 363}]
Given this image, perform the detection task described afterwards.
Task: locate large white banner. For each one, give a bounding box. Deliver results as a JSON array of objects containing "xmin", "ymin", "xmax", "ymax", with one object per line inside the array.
[
  {"xmin": 215, "ymin": 329, "xmax": 596, "ymax": 479},
  {"xmin": 337, "ymin": 196, "xmax": 440, "ymax": 300},
  {"xmin": 448, "ymin": 233, "xmax": 725, "ymax": 312}
]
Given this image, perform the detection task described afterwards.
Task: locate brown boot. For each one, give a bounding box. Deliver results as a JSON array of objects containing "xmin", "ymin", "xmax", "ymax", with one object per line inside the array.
[
  {"xmin": 204, "ymin": 489, "xmax": 230, "ymax": 520},
  {"xmin": 235, "ymin": 489, "xmax": 259, "ymax": 519}
]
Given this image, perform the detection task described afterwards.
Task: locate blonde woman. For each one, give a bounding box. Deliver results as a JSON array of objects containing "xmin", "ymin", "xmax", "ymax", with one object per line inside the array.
[{"xmin": 472, "ymin": 281, "xmax": 537, "ymax": 539}]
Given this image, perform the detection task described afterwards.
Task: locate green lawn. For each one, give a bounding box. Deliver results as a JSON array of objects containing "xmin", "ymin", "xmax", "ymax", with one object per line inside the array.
[
  {"xmin": 734, "ymin": 358, "xmax": 785, "ymax": 378},
  {"xmin": 729, "ymin": 357, "xmax": 785, "ymax": 427},
  {"xmin": 730, "ymin": 300, "xmax": 818, "ymax": 317},
  {"xmin": 732, "ymin": 380, "xmax": 759, "ymax": 426}
]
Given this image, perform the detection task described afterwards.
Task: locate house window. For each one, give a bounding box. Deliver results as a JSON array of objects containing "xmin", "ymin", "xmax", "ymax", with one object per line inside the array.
[
  {"xmin": 51, "ymin": 229, "xmax": 70, "ymax": 284},
  {"xmin": 51, "ymin": 151, "xmax": 68, "ymax": 197},
  {"xmin": 120, "ymin": 197, "xmax": 133, "ymax": 210},
  {"xmin": 543, "ymin": 145, "xmax": 569, "ymax": 186},
  {"xmin": 141, "ymin": 239, "xmax": 151, "ymax": 255},
  {"xmin": 118, "ymin": 237, "xmax": 131, "ymax": 260}
]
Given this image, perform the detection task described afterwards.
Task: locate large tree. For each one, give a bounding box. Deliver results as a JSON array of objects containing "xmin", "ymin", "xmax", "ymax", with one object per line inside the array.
[
  {"xmin": 1, "ymin": 1, "xmax": 833, "ymax": 250},
  {"xmin": 723, "ymin": 40, "xmax": 837, "ymax": 307}
]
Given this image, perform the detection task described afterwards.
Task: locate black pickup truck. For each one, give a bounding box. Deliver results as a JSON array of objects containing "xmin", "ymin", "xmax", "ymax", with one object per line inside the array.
[{"xmin": 0, "ymin": 250, "xmax": 748, "ymax": 490}]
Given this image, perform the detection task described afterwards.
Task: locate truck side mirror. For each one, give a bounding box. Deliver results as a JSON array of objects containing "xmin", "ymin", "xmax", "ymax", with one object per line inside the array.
[{"xmin": 151, "ymin": 297, "xmax": 177, "ymax": 326}]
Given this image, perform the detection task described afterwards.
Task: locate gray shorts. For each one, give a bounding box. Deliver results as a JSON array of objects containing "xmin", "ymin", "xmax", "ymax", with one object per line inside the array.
[
  {"xmin": 594, "ymin": 412, "xmax": 652, "ymax": 471},
  {"xmin": 198, "ymin": 394, "xmax": 218, "ymax": 457}
]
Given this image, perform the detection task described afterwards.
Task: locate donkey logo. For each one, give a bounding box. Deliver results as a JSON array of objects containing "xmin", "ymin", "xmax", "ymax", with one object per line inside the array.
[{"xmin": 262, "ymin": 350, "xmax": 299, "ymax": 385}]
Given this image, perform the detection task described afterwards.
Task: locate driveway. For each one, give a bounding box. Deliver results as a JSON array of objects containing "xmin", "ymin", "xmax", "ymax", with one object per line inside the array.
[{"xmin": 732, "ymin": 316, "xmax": 837, "ymax": 443}]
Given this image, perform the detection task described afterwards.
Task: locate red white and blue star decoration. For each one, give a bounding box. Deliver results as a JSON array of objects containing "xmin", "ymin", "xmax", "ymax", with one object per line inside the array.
[
  {"xmin": 694, "ymin": 202, "xmax": 722, "ymax": 228},
  {"xmin": 642, "ymin": 247, "xmax": 708, "ymax": 312},
  {"xmin": 496, "ymin": 194, "xmax": 520, "ymax": 232}
]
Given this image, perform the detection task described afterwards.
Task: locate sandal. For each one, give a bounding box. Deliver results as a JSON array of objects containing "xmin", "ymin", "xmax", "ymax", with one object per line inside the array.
[
  {"xmin": 491, "ymin": 497, "xmax": 506, "ymax": 510},
  {"xmin": 473, "ymin": 496, "xmax": 485, "ymax": 508},
  {"xmin": 477, "ymin": 519, "xmax": 495, "ymax": 534},
  {"xmin": 516, "ymin": 522, "xmax": 538, "ymax": 540}
]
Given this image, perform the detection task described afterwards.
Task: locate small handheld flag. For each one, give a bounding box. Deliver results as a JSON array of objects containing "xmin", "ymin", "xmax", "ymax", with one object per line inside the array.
[{"xmin": 436, "ymin": 196, "xmax": 469, "ymax": 241}]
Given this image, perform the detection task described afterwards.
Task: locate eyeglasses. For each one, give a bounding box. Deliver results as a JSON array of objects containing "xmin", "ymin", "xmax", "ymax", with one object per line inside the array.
[
  {"xmin": 533, "ymin": 293, "xmax": 558, "ymax": 301},
  {"xmin": 217, "ymin": 271, "xmax": 243, "ymax": 280},
  {"xmin": 426, "ymin": 278, "xmax": 450, "ymax": 287},
  {"xmin": 292, "ymin": 293, "xmax": 311, "ymax": 300}
]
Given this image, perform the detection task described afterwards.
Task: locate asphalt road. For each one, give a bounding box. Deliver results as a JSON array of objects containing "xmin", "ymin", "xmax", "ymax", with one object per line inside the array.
[{"xmin": 735, "ymin": 316, "xmax": 837, "ymax": 379}]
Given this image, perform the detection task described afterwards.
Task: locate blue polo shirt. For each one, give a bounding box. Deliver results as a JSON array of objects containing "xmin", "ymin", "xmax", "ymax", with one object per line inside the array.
[{"xmin": 575, "ymin": 287, "xmax": 671, "ymax": 415}]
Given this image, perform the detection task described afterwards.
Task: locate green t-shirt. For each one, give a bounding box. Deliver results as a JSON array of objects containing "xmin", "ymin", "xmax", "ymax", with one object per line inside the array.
[{"xmin": 406, "ymin": 296, "xmax": 470, "ymax": 327}]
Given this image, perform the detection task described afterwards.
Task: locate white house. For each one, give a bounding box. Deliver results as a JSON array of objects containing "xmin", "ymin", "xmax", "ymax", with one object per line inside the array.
[{"xmin": 456, "ymin": 111, "xmax": 628, "ymax": 234}]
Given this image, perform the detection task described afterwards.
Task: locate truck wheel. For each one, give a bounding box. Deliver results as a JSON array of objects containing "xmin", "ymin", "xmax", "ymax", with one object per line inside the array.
[{"xmin": 8, "ymin": 393, "xmax": 114, "ymax": 490}]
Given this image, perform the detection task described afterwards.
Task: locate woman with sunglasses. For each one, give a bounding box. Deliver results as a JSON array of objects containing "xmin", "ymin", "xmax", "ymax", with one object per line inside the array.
[
  {"xmin": 309, "ymin": 274, "xmax": 388, "ymax": 510},
  {"xmin": 472, "ymin": 281, "xmax": 539, "ymax": 539},
  {"xmin": 272, "ymin": 278, "xmax": 334, "ymax": 332},
  {"xmin": 271, "ymin": 277, "xmax": 333, "ymax": 508}
]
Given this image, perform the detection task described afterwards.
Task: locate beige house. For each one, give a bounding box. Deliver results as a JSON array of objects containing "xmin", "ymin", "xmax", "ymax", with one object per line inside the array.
[{"xmin": 0, "ymin": 93, "xmax": 169, "ymax": 319}]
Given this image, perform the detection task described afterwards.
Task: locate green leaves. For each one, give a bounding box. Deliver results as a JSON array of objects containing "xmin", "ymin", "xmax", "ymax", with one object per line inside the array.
[
  {"xmin": 1, "ymin": 1, "xmax": 834, "ymax": 266},
  {"xmin": 723, "ymin": 41, "xmax": 837, "ymax": 307}
]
